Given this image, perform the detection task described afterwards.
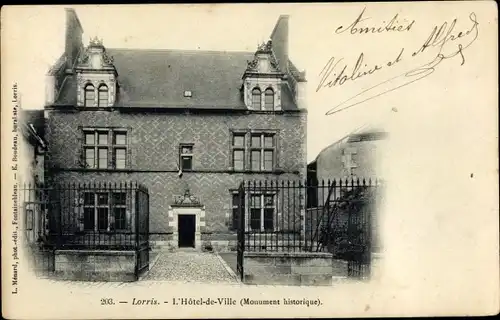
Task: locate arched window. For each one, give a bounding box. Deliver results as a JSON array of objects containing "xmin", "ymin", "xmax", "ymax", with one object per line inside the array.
[
  {"xmin": 98, "ymin": 84, "xmax": 109, "ymax": 107},
  {"xmin": 252, "ymin": 88, "xmax": 261, "ymax": 110},
  {"xmin": 264, "ymin": 88, "xmax": 274, "ymax": 110},
  {"xmin": 84, "ymin": 84, "xmax": 95, "ymax": 107}
]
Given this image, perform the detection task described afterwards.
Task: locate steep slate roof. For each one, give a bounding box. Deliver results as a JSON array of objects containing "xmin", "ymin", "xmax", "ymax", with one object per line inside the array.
[
  {"xmin": 309, "ymin": 126, "xmax": 389, "ymax": 164},
  {"xmin": 20, "ymin": 109, "xmax": 47, "ymax": 148},
  {"xmin": 54, "ymin": 48, "xmax": 299, "ymax": 110},
  {"xmin": 288, "ymin": 60, "xmax": 306, "ymax": 82},
  {"xmin": 22, "ymin": 110, "xmax": 45, "ymax": 136}
]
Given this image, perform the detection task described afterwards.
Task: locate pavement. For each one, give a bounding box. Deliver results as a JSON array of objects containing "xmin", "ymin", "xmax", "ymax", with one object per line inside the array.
[{"xmin": 140, "ymin": 249, "xmax": 239, "ymax": 284}]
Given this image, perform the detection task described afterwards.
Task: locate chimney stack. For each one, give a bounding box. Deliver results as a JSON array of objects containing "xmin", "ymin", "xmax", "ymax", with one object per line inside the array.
[
  {"xmin": 270, "ymin": 15, "xmax": 289, "ymax": 73},
  {"xmin": 64, "ymin": 8, "xmax": 84, "ymax": 70}
]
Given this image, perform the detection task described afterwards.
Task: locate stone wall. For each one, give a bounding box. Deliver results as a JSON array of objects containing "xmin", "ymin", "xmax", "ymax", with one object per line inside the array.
[
  {"xmin": 242, "ymin": 251, "xmax": 345, "ymax": 286},
  {"xmin": 316, "ymin": 138, "xmax": 386, "ymax": 183},
  {"xmin": 54, "ymin": 249, "xmax": 137, "ymax": 281}
]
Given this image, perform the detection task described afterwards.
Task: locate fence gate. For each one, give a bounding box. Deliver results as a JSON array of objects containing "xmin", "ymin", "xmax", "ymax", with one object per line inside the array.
[
  {"xmin": 21, "ymin": 186, "xmax": 56, "ymax": 278},
  {"xmin": 135, "ymin": 185, "xmax": 150, "ymax": 279},
  {"xmin": 236, "ymin": 182, "xmax": 245, "ymax": 281},
  {"xmin": 346, "ymin": 195, "xmax": 372, "ymax": 279},
  {"xmin": 307, "ymin": 178, "xmax": 377, "ymax": 279}
]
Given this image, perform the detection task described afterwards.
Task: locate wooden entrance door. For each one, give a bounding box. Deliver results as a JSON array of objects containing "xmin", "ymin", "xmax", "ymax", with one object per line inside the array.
[{"xmin": 178, "ymin": 214, "xmax": 196, "ymax": 247}]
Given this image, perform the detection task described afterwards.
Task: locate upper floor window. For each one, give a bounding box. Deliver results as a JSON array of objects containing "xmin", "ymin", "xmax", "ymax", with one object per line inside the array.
[
  {"xmin": 232, "ymin": 134, "xmax": 245, "ymax": 171},
  {"xmin": 179, "ymin": 144, "xmax": 193, "ymax": 171},
  {"xmin": 113, "ymin": 132, "xmax": 128, "ymax": 169},
  {"xmin": 250, "ymin": 133, "xmax": 275, "ymax": 171},
  {"xmin": 264, "ymin": 88, "xmax": 274, "ymax": 110},
  {"xmin": 252, "ymin": 88, "xmax": 261, "ymax": 110},
  {"xmin": 98, "ymin": 84, "xmax": 109, "ymax": 107},
  {"xmin": 84, "ymin": 130, "xmax": 108, "ymax": 169},
  {"xmin": 82, "ymin": 129, "xmax": 128, "ymax": 169},
  {"xmin": 231, "ymin": 131, "xmax": 277, "ymax": 171},
  {"xmin": 350, "ymin": 151, "xmax": 358, "ymax": 168},
  {"xmin": 84, "ymin": 84, "xmax": 95, "ymax": 107}
]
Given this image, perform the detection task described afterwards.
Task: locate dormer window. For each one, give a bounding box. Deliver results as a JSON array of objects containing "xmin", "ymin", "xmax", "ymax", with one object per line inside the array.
[
  {"xmin": 75, "ymin": 37, "xmax": 117, "ymax": 108},
  {"xmin": 98, "ymin": 84, "xmax": 109, "ymax": 107},
  {"xmin": 252, "ymin": 88, "xmax": 262, "ymax": 110},
  {"xmin": 264, "ymin": 88, "xmax": 274, "ymax": 110},
  {"xmin": 84, "ymin": 84, "xmax": 95, "ymax": 107}
]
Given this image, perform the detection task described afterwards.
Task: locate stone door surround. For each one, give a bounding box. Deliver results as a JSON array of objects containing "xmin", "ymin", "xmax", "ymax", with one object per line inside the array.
[
  {"xmin": 169, "ymin": 206, "xmax": 205, "ymax": 250},
  {"xmin": 168, "ymin": 189, "xmax": 205, "ymax": 250}
]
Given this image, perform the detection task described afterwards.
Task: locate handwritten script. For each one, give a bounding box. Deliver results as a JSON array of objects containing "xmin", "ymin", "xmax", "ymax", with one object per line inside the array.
[
  {"xmin": 317, "ymin": 12, "xmax": 480, "ymax": 116},
  {"xmin": 335, "ymin": 7, "xmax": 415, "ymax": 35}
]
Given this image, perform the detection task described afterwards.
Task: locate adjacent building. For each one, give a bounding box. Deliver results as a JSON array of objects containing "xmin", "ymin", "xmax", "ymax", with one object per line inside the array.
[
  {"xmin": 306, "ymin": 127, "xmax": 388, "ymax": 254},
  {"xmin": 44, "ymin": 9, "xmax": 307, "ymax": 251},
  {"xmin": 308, "ymin": 128, "xmax": 388, "ymax": 190},
  {"xmin": 19, "ymin": 109, "xmax": 47, "ymax": 245}
]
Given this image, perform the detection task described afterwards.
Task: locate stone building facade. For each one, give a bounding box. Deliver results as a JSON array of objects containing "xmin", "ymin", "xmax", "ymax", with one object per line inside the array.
[
  {"xmin": 308, "ymin": 129, "xmax": 388, "ymax": 186},
  {"xmin": 44, "ymin": 9, "xmax": 307, "ymax": 250}
]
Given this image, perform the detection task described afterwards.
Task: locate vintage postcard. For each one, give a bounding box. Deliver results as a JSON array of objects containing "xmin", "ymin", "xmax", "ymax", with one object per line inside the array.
[{"xmin": 1, "ymin": 2, "xmax": 498, "ymax": 319}]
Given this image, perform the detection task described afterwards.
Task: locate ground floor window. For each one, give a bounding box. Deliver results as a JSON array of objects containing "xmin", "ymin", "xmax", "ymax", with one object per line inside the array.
[
  {"xmin": 25, "ymin": 209, "xmax": 34, "ymax": 231},
  {"xmin": 231, "ymin": 192, "xmax": 240, "ymax": 230},
  {"xmin": 230, "ymin": 191, "xmax": 276, "ymax": 232},
  {"xmin": 249, "ymin": 193, "xmax": 275, "ymax": 231},
  {"xmin": 83, "ymin": 191, "xmax": 129, "ymax": 232}
]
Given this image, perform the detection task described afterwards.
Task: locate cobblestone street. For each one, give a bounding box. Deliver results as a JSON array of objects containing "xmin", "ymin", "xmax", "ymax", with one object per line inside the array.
[{"xmin": 141, "ymin": 250, "xmax": 239, "ymax": 284}]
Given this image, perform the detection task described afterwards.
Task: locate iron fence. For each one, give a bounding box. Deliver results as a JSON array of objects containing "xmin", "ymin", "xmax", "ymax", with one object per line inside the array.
[
  {"xmin": 19, "ymin": 181, "xmax": 150, "ymax": 277},
  {"xmin": 237, "ymin": 180, "xmax": 305, "ymax": 252},
  {"xmin": 236, "ymin": 178, "xmax": 380, "ymax": 279}
]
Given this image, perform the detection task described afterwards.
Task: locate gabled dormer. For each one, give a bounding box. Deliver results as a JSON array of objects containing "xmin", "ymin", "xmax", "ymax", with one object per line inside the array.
[
  {"xmin": 242, "ymin": 40, "xmax": 284, "ymax": 111},
  {"xmin": 75, "ymin": 37, "xmax": 118, "ymax": 108},
  {"xmin": 242, "ymin": 15, "xmax": 307, "ymax": 112}
]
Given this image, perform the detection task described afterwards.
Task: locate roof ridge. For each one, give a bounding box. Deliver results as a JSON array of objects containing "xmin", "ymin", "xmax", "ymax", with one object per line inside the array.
[
  {"xmin": 107, "ymin": 47, "xmax": 254, "ymax": 55},
  {"xmin": 312, "ymin": 125, "xmax": 368, "ymax": 161}
]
